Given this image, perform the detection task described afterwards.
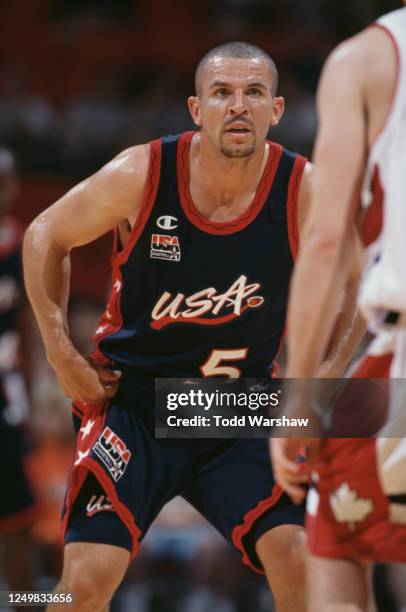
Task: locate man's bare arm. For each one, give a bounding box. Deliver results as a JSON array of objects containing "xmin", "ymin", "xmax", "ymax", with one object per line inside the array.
[
  {"xmin": 286, "ymin": 43, "xmax": 366, "ymax": 378},
  {"xmin": 295, "ymin": 161, "xmax": 366, "ymax": 378},
  {"xmin": 23, "ymin": 145, "xmax": 150, "ymax": 402}
]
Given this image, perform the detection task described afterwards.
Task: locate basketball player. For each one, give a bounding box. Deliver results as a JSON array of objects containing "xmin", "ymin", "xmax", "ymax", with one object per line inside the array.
[
  {"xmin": 0, "ymin": 149, "xmax": 38, "ymax": 608},
  {"xmin": 23, "ymin": 43, "xmax": 365, "ymax": 612},
  {"xmin": 271, "ymin": 6, "xmax": 406, "ymax": 612}
]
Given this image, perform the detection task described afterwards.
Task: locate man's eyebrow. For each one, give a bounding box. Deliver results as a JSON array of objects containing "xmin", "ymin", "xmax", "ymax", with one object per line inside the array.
[{"xmin": 209, "ymin": 80, "xmax": 268, "ymax": 89}]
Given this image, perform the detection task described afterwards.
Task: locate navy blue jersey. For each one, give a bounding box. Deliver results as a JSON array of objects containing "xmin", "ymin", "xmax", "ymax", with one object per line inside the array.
[{"xmin": 94, "ymin": 132, "xmax": 307, "ymax": 379}]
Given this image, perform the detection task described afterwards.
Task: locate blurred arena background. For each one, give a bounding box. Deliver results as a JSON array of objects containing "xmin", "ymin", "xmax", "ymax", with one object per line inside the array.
[{"xmin": 0, "ymin": 1, "xmax": 403, "ymax": 610}]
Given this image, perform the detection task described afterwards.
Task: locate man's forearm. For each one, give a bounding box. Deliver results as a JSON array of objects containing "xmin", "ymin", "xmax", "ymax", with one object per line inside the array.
[
  {"xmin": 23, "ymin": 220, "xmax": 73, "ymax": 360},
  {"xmin": 317, "ymin": 252, "xmax": 366, "ymax": 377},
  {"xmin": 286, "ymin": 237, "xmax": 352, "ymax": 378}
]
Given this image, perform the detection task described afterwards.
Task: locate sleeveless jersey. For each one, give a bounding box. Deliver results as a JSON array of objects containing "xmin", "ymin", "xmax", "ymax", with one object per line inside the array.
[
  {"xmin": 94, "ymin": 132, "xmax": 307, "ymax": 380},
  {"xmin": 358, "ymin": 8, "xmax": 406, "ymax": 329}
]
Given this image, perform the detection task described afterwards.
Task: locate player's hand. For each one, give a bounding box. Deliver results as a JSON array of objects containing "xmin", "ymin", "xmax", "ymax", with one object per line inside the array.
[
  {"xmin": 271, "ymin": 437, "xmax": 321, "ymax": 504},
  {"xmin": 48, "ymin": 347, "xmax": 121, "ymax": 403},
  {"xmin": 270, "ymin": 437, "xmax": 310, "ymax": 504},
  {"xmin": 270, "ymin": 380, "xmax": 324, "ymax": 503}
]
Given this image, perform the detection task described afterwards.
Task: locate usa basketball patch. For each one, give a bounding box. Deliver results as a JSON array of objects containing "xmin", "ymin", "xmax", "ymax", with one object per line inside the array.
[
  {"xmin": 150, "ymin": 234, "xmax": 181, "ymax": 262},
  {"xmin": 93, "ymin": 427, "xmax": 132, "ymax": 482}
]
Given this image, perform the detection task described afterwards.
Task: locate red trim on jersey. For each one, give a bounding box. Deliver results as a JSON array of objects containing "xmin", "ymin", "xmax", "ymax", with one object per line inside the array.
[
  {"xmin": 91, "ymin": 139, "xmax": 162, "ymax": 359},
  {"xmin": 72, "ymin": 402, "xmax": 84, "ymax": 419},
  {"xmin": 352, "ymin": 352, "xmax": 393, "ymax": 378},
  {"xmin": 91, "ymin": 265, "xmax": 124, "ymax": 361},
  {"xmin": 113, "ymin": 139, "xmax": 162, "ymax": 266},
  {"xmin": 368, "ymin": 23, "xmax": 400, "ymax": 149},
  {"xmin": 287, "ymin": 155, "xmax": 307, "ymax": 260},
  {"xmin": 232, "ymin": 482, "xmax": 284, "ymax": 574},
  {"xmin": 0, "ymin": 504, "xmax": 41, "ymax": 535},
  {"xmin": 361, "ymin": 165, "xmax": 384, "ymax": 247},
  {"xmin": 177, "ymin": 131, "xmax": 283, "ymax": 235}
]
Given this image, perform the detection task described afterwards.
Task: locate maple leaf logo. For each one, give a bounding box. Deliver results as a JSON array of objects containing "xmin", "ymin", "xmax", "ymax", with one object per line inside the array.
[{"xmin": 330, "ymin": 483, "xmax": 373, "ymax": 530}]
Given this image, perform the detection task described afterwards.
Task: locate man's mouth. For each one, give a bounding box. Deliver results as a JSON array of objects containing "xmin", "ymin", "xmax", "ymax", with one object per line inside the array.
[
  {"xmin": 227, "ymin": 128, "xmax": 250, "ymax": 133},
  {"xmin": 225, "ymin": 124, "xmax": 252, "ymax": 134}
]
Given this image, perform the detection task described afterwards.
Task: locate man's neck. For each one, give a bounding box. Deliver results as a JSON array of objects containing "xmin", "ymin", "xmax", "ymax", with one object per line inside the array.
[{"xmin": 189, "ymin": 132, "xmax": 269, "ymax": 222}]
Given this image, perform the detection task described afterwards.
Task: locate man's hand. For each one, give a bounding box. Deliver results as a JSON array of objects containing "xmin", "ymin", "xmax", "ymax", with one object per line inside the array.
[
  {"xmin": 271, "ymin": 437, "xmax": 320, "ymax": 505},
  {"xmin": 270, "ymin": 380, "xmax": 326, "ymax": 503},
  {"xmin": 48, "ymin": 348, "xmax": 121, "ymax": 403}
]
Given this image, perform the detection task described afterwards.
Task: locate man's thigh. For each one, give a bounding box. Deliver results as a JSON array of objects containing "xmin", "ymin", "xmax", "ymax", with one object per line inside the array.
[
  {"xmin": 307, "ymin": 554, "xmax": 369, "ymax": 612},
  {"xmin": 49, "ymin": 541, "xmax": 130, "ymax": 611},
  {"xmin": 182, "ymin": 437, "xmax": 306, "ymax": 574}
]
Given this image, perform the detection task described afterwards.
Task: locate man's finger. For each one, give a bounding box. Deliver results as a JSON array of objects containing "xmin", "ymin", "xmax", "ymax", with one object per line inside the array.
[
  {"xmin": 279, "ymin": 480, "xmax": 306, "ymax": 505},
  {"xmin": 97, "ymin": 368, "xmax": 122, "ymax": 382},
  {"xmin": 103, "ymin": 382, "xmax": 119, "ymax": 399},
  {"xmin": 272, "ymin": 447, "xmax": 301, "ymax": 475},
  {"xmin": 276, "ymin": 469, "xmax": 309, "ymax": 485}
]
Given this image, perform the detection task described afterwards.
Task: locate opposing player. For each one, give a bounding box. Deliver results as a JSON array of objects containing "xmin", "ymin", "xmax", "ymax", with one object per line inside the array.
[
  {"xmin": 23, "ymin": 43, "xmax": 364, "ymax": 612},
  {"xmin": 271, "ymin": 6, "xmax": 406, "ymax": 612},
  {"xmin": 0, "ymin": 149, "xmax": 39, "ymax": 608}
]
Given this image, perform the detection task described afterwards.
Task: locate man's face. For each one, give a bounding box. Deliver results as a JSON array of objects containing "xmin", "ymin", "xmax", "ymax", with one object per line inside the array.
[{"xmin": 189, "ymin": 57, "xmax": 284, "ymax": 158}]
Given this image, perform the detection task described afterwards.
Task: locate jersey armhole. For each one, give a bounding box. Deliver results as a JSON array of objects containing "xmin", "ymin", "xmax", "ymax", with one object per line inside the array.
[
  {"xmin": 287, "ymin": 155, "xmax": 307, "ymax": 260},
  {"xmin": 367, "ymin": 23, "xmax": 400, "ymax": 149},
  {"xmin": 112, "ymin": 138, "xmax": 162, "ymax": 266}
]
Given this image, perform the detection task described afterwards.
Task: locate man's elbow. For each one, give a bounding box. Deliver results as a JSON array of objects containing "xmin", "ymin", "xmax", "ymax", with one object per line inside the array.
[
  {"xmin": 304, "ymin": 231, "xmax": 343, "ymax": 263},
  {"xmin": 23, "ymin": 215, "xmax": 68, "ymax": 262}
]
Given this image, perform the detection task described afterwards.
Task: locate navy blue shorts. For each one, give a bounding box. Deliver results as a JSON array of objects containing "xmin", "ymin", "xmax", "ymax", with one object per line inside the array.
[{"xmin": 63, "ymin": 377, "xmax": 305, "ymax": 573}]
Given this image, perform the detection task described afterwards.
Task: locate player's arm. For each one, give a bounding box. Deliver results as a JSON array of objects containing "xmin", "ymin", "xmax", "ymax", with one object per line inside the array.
[
  {"xmin": 295, "ymin": 163, "xmax": 366, "ymax": 379},
  {"xmin": 287, "ymin": 43, "xmax": 366, "ymax": 379},
  {"xmin": 271, "ymin": 41, "xmax": 367, "ymax": 503},
  {"xmin": 23, "ymin": 145, "xmax": 150, "ymax": 403}
]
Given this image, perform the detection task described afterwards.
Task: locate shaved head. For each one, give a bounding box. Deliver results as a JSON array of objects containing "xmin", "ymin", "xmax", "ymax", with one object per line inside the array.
[{"xmin": 195, "ymin": 42, "xmax": 278, "ymax": 96}]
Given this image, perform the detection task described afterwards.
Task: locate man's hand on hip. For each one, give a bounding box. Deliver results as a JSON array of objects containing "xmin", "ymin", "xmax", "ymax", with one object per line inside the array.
[{"xmin": 48, "ymin": 348, "xmax": 121, "ymax": 403}]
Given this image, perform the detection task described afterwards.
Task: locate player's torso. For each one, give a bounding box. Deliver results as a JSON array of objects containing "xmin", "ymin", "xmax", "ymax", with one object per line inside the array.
[{"xmin": 97, "ymin": 132, "xmax": 306, "ymax": 379}]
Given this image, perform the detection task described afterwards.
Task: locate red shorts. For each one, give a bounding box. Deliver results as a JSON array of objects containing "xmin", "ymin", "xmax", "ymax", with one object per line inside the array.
[{"xmin": 306, "ymin": 352, "xmax": 406, "ymax": 563}]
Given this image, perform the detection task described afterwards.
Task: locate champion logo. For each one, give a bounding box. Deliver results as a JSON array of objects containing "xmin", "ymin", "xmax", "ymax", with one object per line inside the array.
[
  {"xmin": 151, "ymin": 275, "xmax": 264, "ymax": 329},
  {"xmin": 157, "ymin": 215, "xmax": 178, "ymax": 230}
]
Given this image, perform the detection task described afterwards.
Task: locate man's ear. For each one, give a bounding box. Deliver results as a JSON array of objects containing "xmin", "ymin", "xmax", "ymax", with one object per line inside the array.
[
  {"xmin": 270, "ymin": 96, "xmax": 285, "ymax": 126},
  {"xmin": 188, "ymin": 96, "xmax": 202, "ymax": 127}
]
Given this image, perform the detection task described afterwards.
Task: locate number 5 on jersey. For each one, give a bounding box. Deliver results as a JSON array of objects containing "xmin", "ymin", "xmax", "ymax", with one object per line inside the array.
[{"xmin": 200, "ymin": 348, "xmax": 249, "ymax": 378}]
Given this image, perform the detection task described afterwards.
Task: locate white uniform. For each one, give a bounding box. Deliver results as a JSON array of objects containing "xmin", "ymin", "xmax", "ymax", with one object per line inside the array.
[{"xmin": 358, "ymin": 7, "xmax": 406, "ymax": 379}]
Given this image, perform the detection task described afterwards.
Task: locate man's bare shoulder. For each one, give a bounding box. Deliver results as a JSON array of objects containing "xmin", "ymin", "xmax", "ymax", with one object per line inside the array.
[
  {"xmin": 323, "ymin": 26, "xmax": 396, "ymax": 87},
  {"xmin": 82, "ymin": 143, "xmax": 151, "ymax": 221},
  {"xmin": 97, "ymin": 144, "xmax": 150, "ymax": 192}
]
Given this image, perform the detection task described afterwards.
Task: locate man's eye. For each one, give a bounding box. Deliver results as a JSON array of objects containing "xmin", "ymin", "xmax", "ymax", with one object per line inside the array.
[
  {"xmin": 217, "ymin": 89, "xmax": 230, "ymax": 97},
  {"xmin": 248, "ymin": 89, "xmax": 261, "ymax": 96}
]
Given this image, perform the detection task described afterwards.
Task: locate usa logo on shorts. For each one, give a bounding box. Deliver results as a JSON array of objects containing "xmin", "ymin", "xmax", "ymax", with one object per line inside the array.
[{"xmin": 93, "ymin": 427, "xmax": 132, "ymax": 482}]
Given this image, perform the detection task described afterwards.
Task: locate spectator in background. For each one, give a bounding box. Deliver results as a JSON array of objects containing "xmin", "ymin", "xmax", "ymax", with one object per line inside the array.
[{"xmin": 0, "ymin": 148, "xmax": 40, "ymax": 610}]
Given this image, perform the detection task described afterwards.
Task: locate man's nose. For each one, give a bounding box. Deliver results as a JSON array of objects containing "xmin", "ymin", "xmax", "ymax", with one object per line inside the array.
[{"xmin": 229, "ymin": 90, "xmax": 248, "ymax": 114}]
